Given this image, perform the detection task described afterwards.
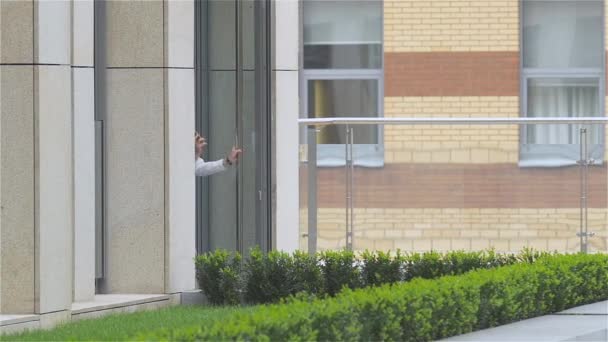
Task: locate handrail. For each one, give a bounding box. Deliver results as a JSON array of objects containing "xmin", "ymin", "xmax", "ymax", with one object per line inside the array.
[
  {"xmin": 298, "ymin": 117, "xmax": 608, "ymax": 126},
  {"xmin": 301, "ymin": 116, "xmax": 606, "ymax": 255}
]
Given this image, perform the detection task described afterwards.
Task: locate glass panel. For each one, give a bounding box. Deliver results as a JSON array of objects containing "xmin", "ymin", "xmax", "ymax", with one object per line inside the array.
[
  {"xmin": 299, "ymin": 128, "xmax": 349, "ymax": 251},
  {"xmin": 303, "ymin": 0, "xmax": 382, "ymax": 45},
  {"xmin": 241, "ymin": 70, "xmax": 257, "ymax": 253},
  {"xmin": 208, "ymin": 71, "xmax": 237, "ymax": 251},
  {"xmin": 209, "ymin": 0, "xmax": 235, "ymax": 70},
  {"xmin": 299, "ymin": 136, "xmax": 310, "ymax": 251},
  {"xmin": 307, "ymin": 79, "xmax": 382, "ymax": 167},
  {"xmin": 242, "ymin": 0, "xmax": 255, "ymax": 70},
  {"xmin": 307, "ymin": 79, "xmax": 379, "ymax": 144},
  {"xmin": 304, "ymin": 44, "xmax": 382, "ymax": 69},
  {"xmin": 303, "ymin": 0, "xmax": 382, "ymax": 69},
  {"xmin": 522, "ymin": 78, "xmax": 603, "ymax": 167},
  {"xmin": 342, "ymin": 125, "xmax": 608, "ymax": 252},
  {"xmin": 587, "ymin": 123, "xmax": 608, "ymax": 253},
  {"xmin": 523, "ymin": 0, "xmax": 603, "ymax": 68},
  {"xmin": 301, "ymin": 123, "xmax": 608, "ymax": 254}
]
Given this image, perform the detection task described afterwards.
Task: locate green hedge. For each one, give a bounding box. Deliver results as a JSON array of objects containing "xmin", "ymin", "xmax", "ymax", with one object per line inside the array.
[
  {"xmin": 195, "ymin": 248, "xmax": 546, "ymax": 305},
  {"xmin": 194, "ymin": 249, "xmax": 242, "ymax": 305},
  {"xmin": 156, "ymin": 253, "xmax": 608, "ymax": 341}
]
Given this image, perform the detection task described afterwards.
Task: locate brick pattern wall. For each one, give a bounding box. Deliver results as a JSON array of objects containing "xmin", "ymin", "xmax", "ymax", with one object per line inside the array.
[
  {"xmin": 384, "ymin": 96, "xmax": 519, "ymax": 163},
  {"xmin": 382, "ymin": 0, "xmax": 521, "ymax": 164},
  {"xmin": 384, "ymin": 0, "xmax": 519, "ymax": 52},
  {"xmin": 385, "ymin": 52, "xmax": 520, "ymax": 97},
  {"xmin": 297, "ymin": 0, "xmax": 608, "ymax": 255},
  {"xmin": 299, "ymin": 208, "xmax": 608, "ymax": 253},
  {"xmin": 300, "ymin": 164, "xmax": 607, "ymax": 209}
]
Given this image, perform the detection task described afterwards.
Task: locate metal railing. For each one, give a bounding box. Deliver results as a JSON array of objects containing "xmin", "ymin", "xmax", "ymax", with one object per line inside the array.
[
  {"xmin": 299, "ymin": 117, "xmax": 608, "ymax": 126},
  {"xmin": 300, "ymin": 117, "xmax": 608, "ymax": 254}
]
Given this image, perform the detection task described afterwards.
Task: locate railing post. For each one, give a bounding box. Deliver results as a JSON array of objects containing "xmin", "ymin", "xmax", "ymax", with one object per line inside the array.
[
  {"xmin": 577, "ymin": 127, "xmax": 596, "ymax": 254},
  {"xmin": 349, "ymin": 126, "xmax": 354, "ymax": 250},
  {"xmin": 345, "ymin": 125, "xmax": 354, "ymax": 250},
  {"xmin": 578, "ymin": 128, "xmax": 586, "ymax": 253},
  {"xmin": 307, "ymin": 126, "xmax": 318, "ymax": 255}
]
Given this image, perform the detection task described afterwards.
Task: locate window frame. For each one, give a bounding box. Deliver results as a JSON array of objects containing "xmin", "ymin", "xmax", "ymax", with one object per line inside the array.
[
  {"xmin": 519, "ymin": 0, "xmax": 606, "ymax": 167},
  {"xmin": 300, "ymin": 70, "xmax": 384, "ymax": 167},
  {"xmin": 300, "ymin": 0, "xmax": 385, "ymax": 168}
]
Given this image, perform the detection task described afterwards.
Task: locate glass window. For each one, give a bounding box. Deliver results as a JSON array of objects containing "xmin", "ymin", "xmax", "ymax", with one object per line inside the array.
[
  {"xmin": 523, "ymin": 0, "xmax": 603, "ymax": 69},
  {"xmin": 307, "ymin": 79, "xmax": 379, "ymax": 144},
  {"xmin": 521, "ymin": 0, "xmax": 604, "ymax": 167},
  {"xmin": 304, "ymin": 44, "xmax": 382, "ymax": 69},
  {"xmin": 303, "ymin": 0, "xmax": 381, "ymax": 45},
  {"xmin": 302, "ymin": 0, "xmax": 383, "ymax": 167}
]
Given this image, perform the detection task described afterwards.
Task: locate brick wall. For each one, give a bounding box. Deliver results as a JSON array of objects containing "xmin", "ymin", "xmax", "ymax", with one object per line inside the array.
[
  {"xmin": 300, "ymin": 164, "xmax": 607, "ymax": 209},
  {"xmin": 384, "ymin": 97, "xmax": 519, "ymax": 163},
  {"xmin": 384, "ymin": 0, "xmax": 519, "ymax": 53},
  {"xmin": 298, "ymin": 0, "xmax": 608, "ymax": 254},
  {"xmin": 385, "ymin": 52, "xmax": 519, "ymax": 97},
  {"xmin": 298, "ymin": 163, "xmax": 608, "ymax": 253},
  {"xmin": 383, "ymin": 0, "xmax": 521, "ymax": 164},
  {"xmin": 299, "ymin": 208, "xmax": 608, "ymax": 253}
]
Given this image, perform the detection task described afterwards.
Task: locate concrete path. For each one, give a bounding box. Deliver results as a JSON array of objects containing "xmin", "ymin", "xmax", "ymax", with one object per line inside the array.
[{"xmin": 442, "ymin": 301, "xmax": 608, "ymax": 342}]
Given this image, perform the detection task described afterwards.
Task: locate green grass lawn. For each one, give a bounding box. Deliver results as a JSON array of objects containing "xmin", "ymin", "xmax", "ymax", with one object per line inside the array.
[{"xmin": 3, "ymin": 305, "xmax": 252, "ymax": 341}]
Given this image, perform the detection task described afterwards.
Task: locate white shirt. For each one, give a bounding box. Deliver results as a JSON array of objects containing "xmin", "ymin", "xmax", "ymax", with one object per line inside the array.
[{"xmin": 195, "ymin": 157, "xmax": 227, "ymax": 177}]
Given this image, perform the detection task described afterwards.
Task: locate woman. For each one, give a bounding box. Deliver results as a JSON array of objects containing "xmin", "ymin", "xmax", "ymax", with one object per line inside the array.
[{"xmin": 195, "ymin": 132, "xmax": 242, "ymax": 176}]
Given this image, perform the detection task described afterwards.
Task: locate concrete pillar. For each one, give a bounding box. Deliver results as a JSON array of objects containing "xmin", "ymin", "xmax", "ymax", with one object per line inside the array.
[
  {"xmin": 1, "ymin": 43, "xmax": 36, "ymax": 315},
  {"xmin": 72, "ymin": 0, "xmax": 96, "ymax": 303},
  {"xmin": 103, "ymin": 0, "xmax": 165, "ymax": 294},
  {"xmin": 273, "ymin": 0, "xmax": 300, "ymax": 252},
  {"xmin": 103, "ymin": 0, "xmax": 197, "ymax": 294},
  {"xmin": 1, "ymin": 0, "xmax": 36, "ymax": 316},
  {"xmin": 164, "ymin": 0, "xmax": 196, "ymax": 293},
  {"xmin": 34, "ymin": 0, "xmax": 73, "ymax": 315},
  {"xmin": 1, "ymin": 0, "xmax": 74, "ymax": 315}
]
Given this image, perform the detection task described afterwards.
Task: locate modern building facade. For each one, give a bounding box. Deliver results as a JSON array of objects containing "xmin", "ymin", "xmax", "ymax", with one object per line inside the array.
[
  {"xmin": 0, "ymin": 0, "xmax": 299, "ymax": 326},
  {"xmin": 299, "ymin": 0, "xmax": 608, "ymax": 254},
  {"xmin": 0, "ymin": 0, "xmax": 607, "ymax": 331}
]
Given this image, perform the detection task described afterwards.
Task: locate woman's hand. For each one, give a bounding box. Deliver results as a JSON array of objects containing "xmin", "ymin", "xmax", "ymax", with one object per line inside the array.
[{"xmin": 195, "ymin": 132, "xmax": 207, "ymax": 159}]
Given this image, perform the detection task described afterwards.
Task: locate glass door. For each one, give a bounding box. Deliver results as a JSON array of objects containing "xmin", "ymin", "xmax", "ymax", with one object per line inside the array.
[{"xmin": 195, "ymin": 0, "xmax": 271, "ymax": 255}]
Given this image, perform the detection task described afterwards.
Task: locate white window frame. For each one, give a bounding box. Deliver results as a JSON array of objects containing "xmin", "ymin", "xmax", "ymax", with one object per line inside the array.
[
  {"xmin": 300, "ymin": 0, "xmax": 385, "ymax": 168},
  {"xmin": 300, "ymin": 69, "xmax": 384, "ymax": 167},
  {"xmin": 519, "ymin": 0, "xmax": 606, "ymax": 167}
]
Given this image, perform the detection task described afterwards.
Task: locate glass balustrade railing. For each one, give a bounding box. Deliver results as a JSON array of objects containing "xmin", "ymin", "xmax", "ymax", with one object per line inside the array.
[{"xmin": 299, "ymin": 118, "xmax": 608, "ymax": 254}]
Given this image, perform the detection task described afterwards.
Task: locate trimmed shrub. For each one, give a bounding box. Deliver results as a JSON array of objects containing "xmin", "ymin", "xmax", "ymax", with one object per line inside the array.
[
  {"xmin": 319, "ymin": 250, "xmax": 362, "ymax": 296},
  {"xmin": 242, "ymin": 248, "xmax": 324, "ymax": 304},
  {"xmin": 195, "ymin": 248, "xmax": 547, "ymax": 305},
  {"xmin": 290, "ymin": 250, "xmax": 324, "ymax": 295},
  {"xmin": 243, "ymin": 248, "xmax": 294, "ymax": 304},
  {"xmin": 194, "ymin": 249, "xmax": 241, "ymax": 305},
  {"xmin": 403, "ymin": 250, "xmax": 445, "ymax": 280},
  {"xmin": 161, "ymin": 253, "xmax": 608, "ymax": 341},
  {"xmin": 361, "ymin": 250, "xmax": 403, "ymax": 286}
]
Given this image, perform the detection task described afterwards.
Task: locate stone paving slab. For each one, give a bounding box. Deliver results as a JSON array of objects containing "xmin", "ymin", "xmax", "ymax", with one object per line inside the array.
[
  {"xmin": 557, "ymin": 301, "xmax": 608, "ymax": 315},
  {"xmin": 442, "ymin": 301, "xmax": 608, "ymax": 342}
]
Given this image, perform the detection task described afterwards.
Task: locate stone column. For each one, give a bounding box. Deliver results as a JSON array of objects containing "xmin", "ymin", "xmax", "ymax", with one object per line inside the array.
[
  {"xmin": 1, "ymin": 0, "xmax": 36, "ymax": 314},
  {"xmin": 273, "ymin": 0, "xmax": 300, "ymax": 252},
  {"xmin": 103, "ymin": 0, "xmax": 166, "ymax": 294},
  {"xmin": 164, "ymin": 0, "xmax": 196, "ymax": 293},
  {"xmin": 1, "ymin": 0, "xmax": 74, "ymax": 316},
  {"xmin": 72, "ymin": 0, "xmax": 96, "ymax": 303},
  {"xmin": 103, "ymin": 0, "xmax": 196, "ymax": 294}
]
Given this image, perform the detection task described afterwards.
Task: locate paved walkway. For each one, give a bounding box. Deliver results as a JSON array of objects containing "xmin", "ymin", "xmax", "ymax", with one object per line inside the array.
[{"xmin": 442, "ymin": 301, "xmax": 608, "ymax": 342}]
